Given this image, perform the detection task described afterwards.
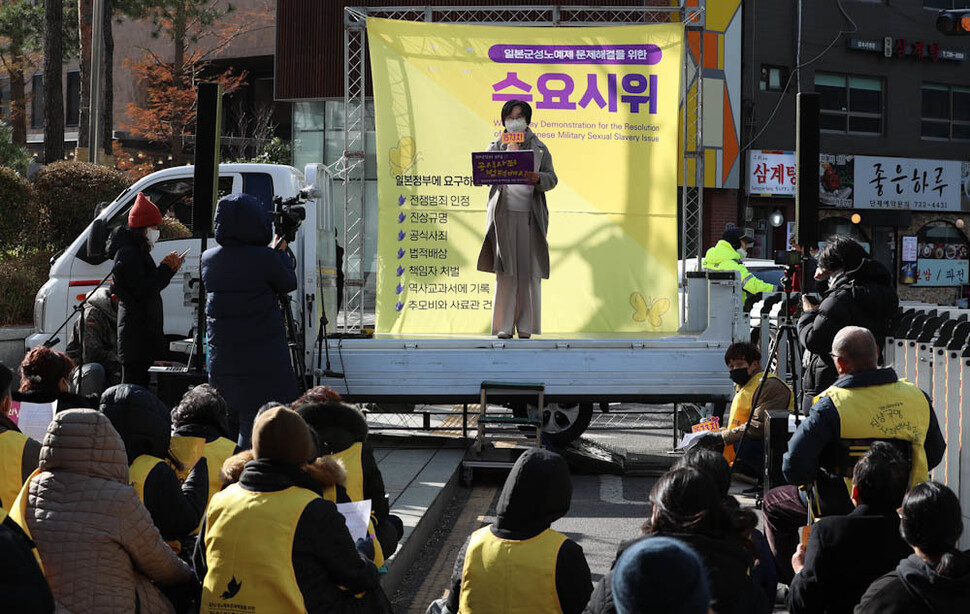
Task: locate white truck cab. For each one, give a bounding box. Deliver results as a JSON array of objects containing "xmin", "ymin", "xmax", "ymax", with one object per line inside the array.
[{"xmin": 28, "ymin": 163, "xmax": 329, "ymax": 356}]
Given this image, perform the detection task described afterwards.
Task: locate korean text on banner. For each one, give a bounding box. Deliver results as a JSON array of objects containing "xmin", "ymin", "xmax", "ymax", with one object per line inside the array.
[{"xmin": 368, "ymin": 19, "xmax": 684, "ymax": 334}]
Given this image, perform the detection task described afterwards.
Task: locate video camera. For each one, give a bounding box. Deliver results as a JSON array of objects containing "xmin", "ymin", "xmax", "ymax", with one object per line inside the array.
[
  {"xmin": 271, "ymin": 194, "xmax": 307, "ymax": 244},
  {"xmin": 774, "ymin": 249, "xmax": 802, "ymax": 268}
]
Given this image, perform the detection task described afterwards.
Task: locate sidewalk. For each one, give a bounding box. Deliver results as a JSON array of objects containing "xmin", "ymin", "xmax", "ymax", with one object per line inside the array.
[{"xmin": 374, "ymin": 439, "xmax": 467, "ymax": 595}]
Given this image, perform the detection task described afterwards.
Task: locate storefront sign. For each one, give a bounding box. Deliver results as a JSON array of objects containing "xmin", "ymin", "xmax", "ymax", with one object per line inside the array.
[
  {"xmin": 820, "ymin": 154, "xmax": 963, "ymax": 211},
  {"xmin": 910, "ymin": 258, "xmax": 969, "ymax": 287},
  {"xmin": 846, "ymin": 37, "xmax": 965, "ymax": 62},
  {"xmin": 747, "ymin": 150, "xmax": 796, "ymax": 196}
]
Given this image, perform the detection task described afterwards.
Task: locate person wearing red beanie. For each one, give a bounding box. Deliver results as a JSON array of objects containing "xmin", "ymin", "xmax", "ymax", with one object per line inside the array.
[{"xmin": 106, "ymin": 192, "xmax": 185, "ymax": 386}]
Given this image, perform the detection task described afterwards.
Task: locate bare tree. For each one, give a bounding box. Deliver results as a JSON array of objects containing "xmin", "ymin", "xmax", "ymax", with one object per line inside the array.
[{"xmin": 43, "ymin": 0, "xmax": 65, "ymax": 163}]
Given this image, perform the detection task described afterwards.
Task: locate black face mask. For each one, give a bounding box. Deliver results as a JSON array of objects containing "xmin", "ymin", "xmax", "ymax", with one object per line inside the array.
[{"xmin": 729, "ymin": 367, "xmax": 752, "ymax": 387}]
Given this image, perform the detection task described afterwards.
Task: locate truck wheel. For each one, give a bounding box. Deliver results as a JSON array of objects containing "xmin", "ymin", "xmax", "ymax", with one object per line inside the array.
[{"xmin": 513, "ymin": 402, "xmax": 594, "ymax": 445}]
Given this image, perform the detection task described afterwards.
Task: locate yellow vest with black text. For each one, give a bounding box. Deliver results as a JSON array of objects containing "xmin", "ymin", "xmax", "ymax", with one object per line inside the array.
[
  {"xmin": 724, "ymin": 372, "xmax": 793, "ymax": 465},
  {"xmin": 170, "ymin": 435, "xmax": 237, "ymax": 534},
  {"xmin": 0, "ymin": 429, "xmax": 30, "ymax": 509},
  {"xmin": 815, "ymin": 378, "xmax": 931, "ymax": 488},
  {"xmin": 459, "ymin": 525, "xmax": 567, "ymax": 614},
  {"xmin": 321, "ymin": 442, "xmax": 385, "ymax": 567},
  {"xmin": 201, "ymin": 483, "xmax": 318, "ymax": 614}
]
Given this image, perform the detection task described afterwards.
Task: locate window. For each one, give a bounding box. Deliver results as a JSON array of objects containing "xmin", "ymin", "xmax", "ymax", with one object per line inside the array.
[
  {"xmin": 815, "ymin": 73, "xmax": 883, "ymax": 135},
  {"xmin": 921, "ymin": 84, "xmax": 970, "ymax": 140},
  {"xmin": 107, "ymin": 176, "xmax": 235, "ymax": 237},
  {"xmin": 760, "ymin": 65, "xmax": 788, "ymax": 92},
  {"xmin": 65, "ymin": 71, "xmax": 80, "ymax": 127},
  {"xmin": 30, "ymin": 73, "xmax": 43, "ymax": 129}
]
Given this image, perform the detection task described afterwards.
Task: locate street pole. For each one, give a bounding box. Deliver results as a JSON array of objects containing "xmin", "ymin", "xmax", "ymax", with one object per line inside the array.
[{"xmin": 88, "ymin": 0, "xmax": 104, "ymax": 165}]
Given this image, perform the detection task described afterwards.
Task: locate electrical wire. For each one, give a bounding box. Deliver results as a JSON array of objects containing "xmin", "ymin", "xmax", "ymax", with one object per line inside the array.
[{"xmin": 740, "ymin": 0, "xmax": 859, "ymax": 154}]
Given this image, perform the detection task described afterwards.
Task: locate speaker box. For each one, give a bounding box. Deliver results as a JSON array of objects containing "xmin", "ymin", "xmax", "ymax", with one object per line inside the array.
[
  {"xmin": 764, "ymin": 410, "xmax": 797, "ymax": 495},
  {"xmin": 153, "ymin": 370, "xmax": 208, "ymax": 408}
]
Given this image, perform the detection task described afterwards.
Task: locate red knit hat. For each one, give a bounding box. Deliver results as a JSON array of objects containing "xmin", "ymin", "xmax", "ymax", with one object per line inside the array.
[{"xmin": 128, "ymin": 192, "xmax": 162, "ymax": 228}]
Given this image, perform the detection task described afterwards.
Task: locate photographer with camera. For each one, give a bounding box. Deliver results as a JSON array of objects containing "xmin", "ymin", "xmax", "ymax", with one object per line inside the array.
[
  {"xmin": 797, "ymin": 235, "xmax": 898, "ymax": 414},
  {"xmin": 202, "ymin": 193, "xmax": 299, "ymax": 448}
]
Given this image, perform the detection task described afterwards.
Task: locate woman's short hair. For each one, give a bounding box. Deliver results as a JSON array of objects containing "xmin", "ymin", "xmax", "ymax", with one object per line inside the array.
[
  {"xmin": 19, "ymin": 346, "xmax": 74, "ymax": 393},
  {"xmin": 900, "ymin": 481, "xmax": 963, "ymax": 558},
  {"xmin": 817, "ymin": 235, "xmax": 868, "ymax": 273},
  {"xmin": 171, "ymin": 383, "xmax": 230, "ymax": 435},
  {"xmin": 500, "ymin": 99, "xmax": 533, "ymax": 124}
]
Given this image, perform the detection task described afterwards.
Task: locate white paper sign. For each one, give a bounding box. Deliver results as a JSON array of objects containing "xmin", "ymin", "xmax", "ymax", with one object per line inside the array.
[
  {"xmin": 336, "ymin": 499, "xmax": 373, "ymax": 542},
  {"xmin": 10, "ymin": 400, "xmax": 56, "ymax": 442},
  {"xmin": 902, "ymin": 236, "xmax": 918, "ymax": 262},
  {"xmin": 854, "ymin": 156, "xmax": 962, "ymax": 211}
]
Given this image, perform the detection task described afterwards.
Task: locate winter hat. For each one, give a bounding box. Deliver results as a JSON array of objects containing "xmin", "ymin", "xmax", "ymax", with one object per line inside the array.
[
  {"xmin": 0, "ymin": 361, "xmax": 12, "ymax": 397},
  {"xmin": 252, "ymin": 406, "xmax": 316, "ymax": 466},
  {"xmin": 128, "ymin": 193, "xmax": 162, "ymax": 229},
  {"xmin": 722, "ymin": 226, "xmax": 749, "ymax": 250},
  {"xmin": 611, "ymin": 537, "xmax": 711, "ymax": 614}
]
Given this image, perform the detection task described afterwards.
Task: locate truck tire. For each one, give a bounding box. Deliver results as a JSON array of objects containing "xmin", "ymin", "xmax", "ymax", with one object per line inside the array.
[{"xmin": 513, "ymin": 402, "xmax": 594, "ymax": 445}]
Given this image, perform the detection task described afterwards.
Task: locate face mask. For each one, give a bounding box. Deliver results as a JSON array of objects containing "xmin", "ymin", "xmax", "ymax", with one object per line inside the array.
[
  {"xmin": 504, "ymin": 118, "xmax": 527, "ymax": 133},
  {"xmin": 729, "ymin": 367, "xmax": 752, "ymax": 387},
  {"xmin": 146, "ymin": 228, "xmax": 160, "ymax": 246},
  {"xmin": 736, "ymin": 248, "xmax": 747, "ymax": 259}
]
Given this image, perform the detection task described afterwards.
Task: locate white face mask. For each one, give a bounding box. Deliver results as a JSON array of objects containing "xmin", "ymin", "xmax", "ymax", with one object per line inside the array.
[
  {"xmin": 736, "ymin": 248, "xmax": 747, "ymax": 259},
  {"xmin": 146, "ymin": 228, "xmax": 160, "ymax": 246},
  {"xmin": 504, "ymin": 118, "xmax": 527, "ymax": 133}
]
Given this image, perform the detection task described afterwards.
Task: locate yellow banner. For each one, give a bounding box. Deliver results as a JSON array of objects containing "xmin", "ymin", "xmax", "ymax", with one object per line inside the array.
[{"xmin": 369, "ymin": 18, "xmax": 683, "ymax": 334}]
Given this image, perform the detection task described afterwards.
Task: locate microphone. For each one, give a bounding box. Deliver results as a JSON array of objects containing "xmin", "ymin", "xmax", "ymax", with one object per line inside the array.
[{"xmin": 43, "ymin": 337, "xmax": 60, "ymax": 348}]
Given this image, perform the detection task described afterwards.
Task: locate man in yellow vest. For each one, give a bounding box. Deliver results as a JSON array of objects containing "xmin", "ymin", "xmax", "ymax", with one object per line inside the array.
[
  {"xmin": 763, "ymin": 326, "xmax": 945, "ymax": 584},
  {"xmin": 718, "ymin": 342, "xmax": 793, "ymax": 479},
  {"xmin": 443, "ymin": 448, "xmax": 592, "ymax": 614},
  {"xmin": 0, "ymin": 362, "xmax": 41, "ymax": 511},
  {"xmin": 702, "ymin": 227, "xmax": 776, "ymax": 299},
  {"xmin": 194, "ymin": 406, "xmax": 386, "ymax": 613}
]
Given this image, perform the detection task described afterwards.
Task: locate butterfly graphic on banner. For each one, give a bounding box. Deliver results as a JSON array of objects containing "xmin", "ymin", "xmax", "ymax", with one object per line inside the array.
[
  {"xmin": 630, "ymin": 292, "xmax": 670, "ymax": 328},
  {"xmin": 389, "ymin": 136, "xmax": 422, "ymax": 177}
]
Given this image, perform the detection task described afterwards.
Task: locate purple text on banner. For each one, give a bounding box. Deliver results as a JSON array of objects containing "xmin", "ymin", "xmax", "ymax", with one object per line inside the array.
[
  {"xmin": 471, "ymin": 150, "xmax": 535, "ymax": 186},
  {"xmin": 488, "ymin": 44, "xmax": 662, "ymax": 65}
]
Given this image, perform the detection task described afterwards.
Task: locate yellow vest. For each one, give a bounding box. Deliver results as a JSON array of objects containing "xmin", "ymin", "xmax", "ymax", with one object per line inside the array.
[
  {"xmin": 170, "ymin": 435, "xmax": 237, "ymax": 535},
  {"xmin": 815, "ymin": 378, "xmax": 931, "ymax": 488},
  {"xmin": 321, "ymin": 442, "xmax": 385, "ymax": 567},
  {"xmin": 130, "ymin": 454, "xmax": 184, "ymax": 552},
  {"xmin": 0, "ymin": 429, "xmax": 29, "ymax": 509},
  {"xmin": 459, "ymin": 526, "xmax": 567, "ymax": 614},
  {"xmin": 724, "ymin": 372, "xmax": 793, "ymax": 464},
  {"xmin": 201, "ymin": 484, "xmax": 318, "ymax": 614},
  {"xmin": 8, "ymin": 468, "xmax": 44, "ymax": 574}
]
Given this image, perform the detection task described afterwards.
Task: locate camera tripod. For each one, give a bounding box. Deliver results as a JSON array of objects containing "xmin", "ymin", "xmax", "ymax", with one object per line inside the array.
[
  {"xmin": 731, "ymin": 267, "xmax": 802, "ymax": 485},
  {"xmin": 277, "ymin": 245, "xmax": 308, "ymax": 395}
]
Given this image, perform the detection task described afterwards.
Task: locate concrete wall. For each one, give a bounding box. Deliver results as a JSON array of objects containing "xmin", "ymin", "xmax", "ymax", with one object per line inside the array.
[{"xmin": 0, "ymin": 327, "xmax": 31, "ymax": 373}]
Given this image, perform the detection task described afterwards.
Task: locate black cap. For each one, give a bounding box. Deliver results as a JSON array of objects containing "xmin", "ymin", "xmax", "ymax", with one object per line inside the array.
[
  {"xmin": 0, "ymin": 362, "xmax": 12, "ymax": 397},
  {"xmin": 722, "ymin": 227, "xmax": 750, "ymax": 249}
]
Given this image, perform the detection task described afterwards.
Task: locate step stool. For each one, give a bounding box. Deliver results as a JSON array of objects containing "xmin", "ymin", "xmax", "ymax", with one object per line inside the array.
[{"xmin": 462, "ymin": 381, "xmax": 545, "ymax": 485}]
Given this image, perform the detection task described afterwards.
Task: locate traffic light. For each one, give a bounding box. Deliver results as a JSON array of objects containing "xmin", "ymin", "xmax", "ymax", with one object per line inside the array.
[{"xmin": 937, "ymin": 9, "xmax": 970, "ymax": 35}]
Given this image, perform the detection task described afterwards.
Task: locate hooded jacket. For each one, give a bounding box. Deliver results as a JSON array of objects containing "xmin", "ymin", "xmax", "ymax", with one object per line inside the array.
[
  {"xmin": 296, "ymin": 402, "xmax": 398, "ymax": 552},
  {"xmin": 855, "ymin": 551, "xmax": 970, "ymax": 614},
  {"xmin": 107, "ymin": 226, "xmax": 175, "ymax": 364},
  {"xmin": 446, "ymin": 448, "xmax": 592, "ymax": 614},
  {"xmin": 201, "ymin": 193, "xmax": 298, "ymax": 445},
  {"xmin": 101, "ymin": 384, "xmax": 207, "ymax": 540},
  {"xmin": 65, "ymin": 287, "xmax": 121, "ymax": 383},
  {"xmin": 192, "ymin": 459, "xmax": 385, "ymax": 614},
  {"xmin": 798, "ymin": 258, "xmax": 898, "ymax": 413},
  {"xmin": 24, "ymin": 409, "xmax": 193, "ymax": 614},
  {"xmin": 702, "ymin": 240, "xmax": 775, "ymax": 297}
]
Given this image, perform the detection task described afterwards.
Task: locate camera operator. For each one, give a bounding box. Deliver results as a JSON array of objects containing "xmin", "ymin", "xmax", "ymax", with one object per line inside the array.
[
  {"xmin": 202, "ymin": 193, "xmax": 299, "ymax": 448},
  {"xmin": 797, "ymin": 235, "xmax": 898, "ymax": 414}
]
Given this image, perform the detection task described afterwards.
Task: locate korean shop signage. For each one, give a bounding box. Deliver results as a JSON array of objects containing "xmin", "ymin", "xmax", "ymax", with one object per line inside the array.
[
  {"xmin": 819, "ymin": 154, "xmax": 963, "ymax": 211},
  {"xmin": 747, "ymin": 150, "xmax": 796, "ymax": 197},
  {"xmin": 847, "ymin": 37, "xmax": 966, "ymax": 62}
]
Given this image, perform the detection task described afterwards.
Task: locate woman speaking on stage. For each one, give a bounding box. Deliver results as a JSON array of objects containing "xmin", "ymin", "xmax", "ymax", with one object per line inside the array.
[{"xmin": 476, "ymin": 100, "xmax": 558, "ymax": 339}]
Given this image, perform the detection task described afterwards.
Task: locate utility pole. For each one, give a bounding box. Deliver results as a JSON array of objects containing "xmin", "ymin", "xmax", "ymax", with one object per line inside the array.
[{"xmin": 88, "ymin": 0, "xmax": 104, "ymax": 165}]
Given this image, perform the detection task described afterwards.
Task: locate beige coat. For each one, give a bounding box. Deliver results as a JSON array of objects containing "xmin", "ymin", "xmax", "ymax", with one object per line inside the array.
[
  {"xmin": 476, "ymin": 129, "xmax": 557, "ymax": 279},
  {"xmin": 24, "ymin": 409, "xmax": 193, "ymax": 614}
]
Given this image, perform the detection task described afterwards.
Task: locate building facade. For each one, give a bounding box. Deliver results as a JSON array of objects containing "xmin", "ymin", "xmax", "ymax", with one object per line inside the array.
[{"xmin": 742, "ymin": 0, "xmax": 970, "ymax": 303}]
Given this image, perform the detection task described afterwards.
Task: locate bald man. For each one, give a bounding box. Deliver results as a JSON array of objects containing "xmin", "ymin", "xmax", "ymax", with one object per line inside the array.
[{"xmin": 762, "ymin": 326, "xmax": 945, "ymax": 584}]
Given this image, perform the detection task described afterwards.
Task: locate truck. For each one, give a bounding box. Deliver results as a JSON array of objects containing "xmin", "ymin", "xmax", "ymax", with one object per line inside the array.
[{"xmin": 31, "ymin": 162, "xmax": 742, "ymax": 444}]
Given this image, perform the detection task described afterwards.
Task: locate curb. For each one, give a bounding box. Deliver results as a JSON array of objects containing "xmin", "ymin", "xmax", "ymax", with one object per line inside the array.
[{"xmin": 380, "ymin": 452, "xmax": 463, "ymax": 596}]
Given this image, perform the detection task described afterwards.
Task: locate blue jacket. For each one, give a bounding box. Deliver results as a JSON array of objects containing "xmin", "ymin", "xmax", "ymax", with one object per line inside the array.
[
  {"xmin": 201, "ymin": 194, "xmax": 298, "ymax": 437},
  {"xmin": 782, "ymin": 368, "xmax": 945, "ymax": 508}
]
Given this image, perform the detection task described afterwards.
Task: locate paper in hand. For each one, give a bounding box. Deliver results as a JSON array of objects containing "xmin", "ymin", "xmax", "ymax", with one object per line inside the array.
[{"xmin": 336, "ymin": 499, "xmax": 373, "ymax": 542}]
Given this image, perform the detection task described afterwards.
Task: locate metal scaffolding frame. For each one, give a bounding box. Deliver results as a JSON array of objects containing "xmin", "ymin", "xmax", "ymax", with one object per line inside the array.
[{"xmin": 342, "ymin": 3, "xmax": 705, "ymax": 333}]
